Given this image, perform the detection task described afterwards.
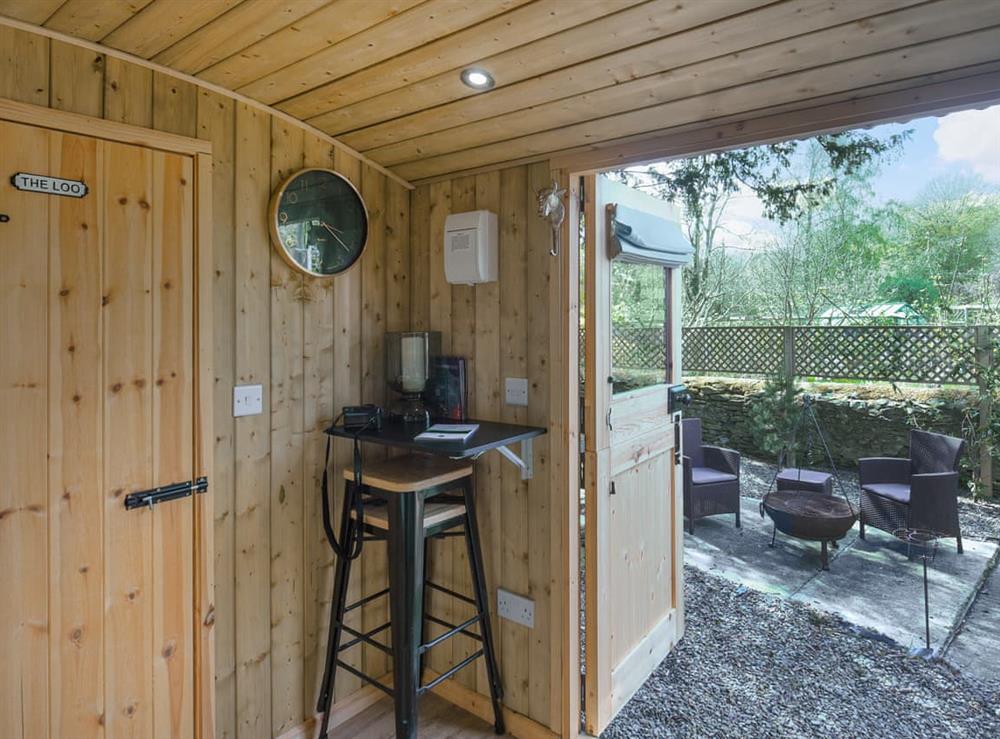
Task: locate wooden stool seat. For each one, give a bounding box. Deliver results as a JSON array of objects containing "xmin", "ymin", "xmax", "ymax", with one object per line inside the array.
[
  {"xmin": 353, "ymin": 501, "xmax": 466, "ymax": 531},
  {"xmin": 343, "ymin": 453, "xmax": 473, "ymax": 492}
]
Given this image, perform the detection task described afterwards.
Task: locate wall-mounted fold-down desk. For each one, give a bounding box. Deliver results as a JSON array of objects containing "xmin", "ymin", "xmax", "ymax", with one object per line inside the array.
[{"xmin": 326, "ymin": 418, "xmax": 546, "ymax": 480}]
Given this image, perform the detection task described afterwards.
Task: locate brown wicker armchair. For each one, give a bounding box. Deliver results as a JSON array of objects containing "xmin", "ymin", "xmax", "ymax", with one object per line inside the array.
[
  {"xmin": 682, "ymin": 417, "xmax": 741, "ymax": 534},
  {"xmin": 858, "ymin": 429, "xmax": 965, "ymax": 552}
]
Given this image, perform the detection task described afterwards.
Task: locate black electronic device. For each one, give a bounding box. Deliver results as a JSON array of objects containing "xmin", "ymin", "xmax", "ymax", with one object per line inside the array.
[
  {"xmin": 342, "ymin": 404, "xmax": 383, "ymax": 432},
  {"xmin": 668, "ymin": 383, "xmax": 691, "ymax": 415}
]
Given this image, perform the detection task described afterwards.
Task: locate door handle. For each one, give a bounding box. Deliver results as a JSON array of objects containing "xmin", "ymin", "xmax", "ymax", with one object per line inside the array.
[{"xmin": 124, "ymin": 477, "xmax": 208, "ymax": 510}]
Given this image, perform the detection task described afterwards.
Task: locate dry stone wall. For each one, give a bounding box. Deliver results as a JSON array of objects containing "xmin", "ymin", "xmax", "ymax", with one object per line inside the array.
[{"xmin": 684, "ymin": 377, "xmax": 997, "ymax": 494}]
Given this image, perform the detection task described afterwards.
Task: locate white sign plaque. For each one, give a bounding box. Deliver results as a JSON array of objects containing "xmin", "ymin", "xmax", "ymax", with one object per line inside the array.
[{"xmin": 11, "ymin": 172, "xmax": 88, "ymax": 198}]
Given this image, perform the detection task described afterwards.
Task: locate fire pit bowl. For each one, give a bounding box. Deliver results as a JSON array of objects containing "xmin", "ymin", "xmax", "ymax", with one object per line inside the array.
[{"xmin": 763, "ymin": 489, "xmax": 857, "ymax": 569}]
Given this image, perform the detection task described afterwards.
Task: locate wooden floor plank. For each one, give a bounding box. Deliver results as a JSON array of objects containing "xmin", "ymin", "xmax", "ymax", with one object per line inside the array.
[{"xmin": 329, "ymin": 692, "xmax": 495, "ymax": 739}]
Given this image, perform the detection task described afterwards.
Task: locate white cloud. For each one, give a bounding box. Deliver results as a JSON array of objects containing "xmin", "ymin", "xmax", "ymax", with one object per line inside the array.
[{"xmin": 933, "ymin": 106, "xmax": 1000, "ymax": 183}]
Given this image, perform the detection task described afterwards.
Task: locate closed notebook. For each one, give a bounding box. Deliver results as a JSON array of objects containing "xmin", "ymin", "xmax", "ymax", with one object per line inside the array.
[{"xmin": 414, "ymin": 423, "xmax": 479, "ymax": 442}]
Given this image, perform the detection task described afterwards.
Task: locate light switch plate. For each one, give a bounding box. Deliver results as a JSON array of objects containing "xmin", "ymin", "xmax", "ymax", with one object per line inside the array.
[
  {"xmin": 497, "ymin": 588, "xmax": 534, "ymax": 628},
  {"xmin": 505, "ymin": 377, "xmax": 528, "ymax": 406},
  {"xmin": 233, "ymin": 384, "xmax": 263, "ymax": 417}
]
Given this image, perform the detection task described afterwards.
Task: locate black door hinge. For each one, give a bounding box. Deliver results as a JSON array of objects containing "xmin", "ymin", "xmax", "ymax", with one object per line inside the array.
[{"xmin": 125, "ymin": 476, "xmax": 208, "ymax": 510}]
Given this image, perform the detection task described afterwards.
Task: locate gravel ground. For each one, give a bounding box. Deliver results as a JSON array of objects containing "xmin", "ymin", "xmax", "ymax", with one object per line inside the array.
[
  {"xmin": 740, "ymin": 457, "xmax": 1000, "ymax": 543},
  {"xmin": 601, "ymin": 567, "xmax": 1000, "ymax": 739}
]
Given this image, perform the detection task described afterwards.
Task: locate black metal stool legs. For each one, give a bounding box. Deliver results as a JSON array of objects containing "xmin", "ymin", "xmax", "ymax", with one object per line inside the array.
[
  {"xmin": 315, "ymin": 476, "xmax": 505, "ymax": 737},
  {"xmin": 316, "ymin": 481, "xmax": 358, "ymax": 739},
  {"xmin": 461, "ymin": 478, "xmax": 506, "ymax": 734},
  {"xmin": 386, "ymin": 491, "xmax": 427, "ymax": 739}
]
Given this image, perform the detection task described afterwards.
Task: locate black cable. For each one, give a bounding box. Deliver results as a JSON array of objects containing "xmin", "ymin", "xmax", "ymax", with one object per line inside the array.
[{"xmin": 320, "ymin": 412, "xmax": 379, "ymax": 561}]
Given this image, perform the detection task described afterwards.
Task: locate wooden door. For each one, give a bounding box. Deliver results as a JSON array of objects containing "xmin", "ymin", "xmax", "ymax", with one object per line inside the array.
[
  {"xmin": 583, "ymin": 174, "xmax": 685, "ymax": 734},
  {"xmin": 1, "ymin": 118, "xmax": 203, "ymax": 739}
]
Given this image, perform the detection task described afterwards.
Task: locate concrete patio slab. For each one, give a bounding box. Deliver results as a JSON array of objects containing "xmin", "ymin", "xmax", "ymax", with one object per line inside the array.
[
  {"xmin": 685, "ymin": 496, "xmax": 999, "ymax": 653},
  {"xmin": 944, "ymin": 562, "xmax": 1000, "ymax": 683}
]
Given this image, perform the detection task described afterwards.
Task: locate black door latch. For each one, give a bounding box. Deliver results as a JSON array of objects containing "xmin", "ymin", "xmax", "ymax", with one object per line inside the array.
[
  {"xmin": 125, "ymin": 476, "xmax": 208, "ymax": 510},
  {"xmin": 0, "ymin": 214, "xmax": 9, "ymax": 223}
]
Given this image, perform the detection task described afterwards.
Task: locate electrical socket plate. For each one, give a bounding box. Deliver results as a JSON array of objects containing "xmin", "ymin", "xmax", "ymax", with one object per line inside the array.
[
  {"xmin": 233, "ymin": 384, "xmax": 263, "ymax": 417},
  {"xmin": 497, "ymin": 588, "xmax": 534, "ymax": 628},
  {"xmin": 505, "ymin": 377, "xmax": 528, "ymax": 406}
]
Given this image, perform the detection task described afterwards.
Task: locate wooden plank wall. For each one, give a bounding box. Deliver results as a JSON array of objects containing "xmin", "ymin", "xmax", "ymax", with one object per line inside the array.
[
  {"xmin": 410, "ymin": 161, "xmax": 561, "ymax": 733},
  {"xmin": 0, "ymin": 26, "xmax": 407, "ymax": 739}
]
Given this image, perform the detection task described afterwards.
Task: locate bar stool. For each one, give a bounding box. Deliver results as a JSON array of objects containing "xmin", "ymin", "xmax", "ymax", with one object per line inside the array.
[{"xmin": 315, "ymin": 454, "xmax": 504, "ymax": 738}]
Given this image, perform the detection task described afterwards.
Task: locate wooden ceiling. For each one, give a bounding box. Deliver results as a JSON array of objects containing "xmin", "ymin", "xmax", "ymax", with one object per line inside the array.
[{"xmin": 2, "ymin": 0, "xmax": 1000, "ymax": 183}]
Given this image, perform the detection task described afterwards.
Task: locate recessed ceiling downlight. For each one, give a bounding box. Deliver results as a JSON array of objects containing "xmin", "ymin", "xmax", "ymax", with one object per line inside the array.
[{"xmin": 461, "ymin": 68, "xmax": 495, "ymax": 90}]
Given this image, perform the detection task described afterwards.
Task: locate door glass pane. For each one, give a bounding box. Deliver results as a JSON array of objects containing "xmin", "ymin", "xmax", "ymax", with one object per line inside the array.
[{"xmin": 611, "ymin": 261, "xmax": 669, "ymax": 394}]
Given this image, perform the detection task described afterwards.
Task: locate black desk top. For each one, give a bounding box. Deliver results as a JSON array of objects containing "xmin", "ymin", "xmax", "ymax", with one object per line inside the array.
[{"xmin": 325, "ymin": 418, "xmax": 546, "ymax": 458}]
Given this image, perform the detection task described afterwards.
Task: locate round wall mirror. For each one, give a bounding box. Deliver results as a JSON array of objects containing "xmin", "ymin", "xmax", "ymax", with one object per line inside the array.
[{"xmin": 268, "ymin": 168, "xmax": 368, "ymax": 278}]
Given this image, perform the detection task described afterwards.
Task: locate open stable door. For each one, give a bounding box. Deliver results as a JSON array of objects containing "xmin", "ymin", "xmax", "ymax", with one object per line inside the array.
[
  {"xmin": 583, "ymin": 174, "xmax": 685, "ymax": 733},
  {"xmin": 0, "ymin": 113, "xmax": 212, "ymax": 739}
]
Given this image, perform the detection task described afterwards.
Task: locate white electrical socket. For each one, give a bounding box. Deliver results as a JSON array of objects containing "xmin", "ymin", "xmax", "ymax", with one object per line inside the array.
[
  {"xmin": 505, "ymin": 377, "xmax": 528, "ymax": 406},
  {"xmin": 497, "ymin": 588, "xmax": 534, "ymax": 628},
  {"xmin": 233, "ymin": 384, "xmax": 263, "ymax": 417}
]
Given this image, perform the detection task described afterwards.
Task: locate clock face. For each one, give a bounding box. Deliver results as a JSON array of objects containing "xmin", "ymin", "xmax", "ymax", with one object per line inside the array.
[{"xmin": 269, "ymin": 168, "xmax": 368, "ymax": 277}]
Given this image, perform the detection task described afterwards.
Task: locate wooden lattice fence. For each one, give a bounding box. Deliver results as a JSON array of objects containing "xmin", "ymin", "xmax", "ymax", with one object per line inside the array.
[
  {"xmin": 680, "ymin": 325, "xmax": 994, "ymax": 385},
  {"xmin": 792, "ymin": 326, "xmax": 981, "ymax": 384},
  {"xmin": 683, "ymin": 326, "xmax": 784, "ymax": 376},
  {"xmin": 611, "ymin": 325, "xmax": 670, "ymax": 370}
]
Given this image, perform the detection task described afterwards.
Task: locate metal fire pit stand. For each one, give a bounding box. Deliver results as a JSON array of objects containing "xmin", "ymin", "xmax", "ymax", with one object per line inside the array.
[
  {"xmin": 892, "ymin": 528, "xmax": 940, "ymax": 656},
  {"xmin": 760, "ymin": 395, "xmax": 857, "ymax": 570}
]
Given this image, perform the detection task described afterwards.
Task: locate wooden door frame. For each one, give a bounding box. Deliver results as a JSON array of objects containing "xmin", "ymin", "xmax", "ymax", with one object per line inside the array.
[
  {"xmin": 556, "ymin": 80, "xmax": 1000, "ymax": 735},
  {"xmin": 0, "ymin": 97, "xmax": 216, "ymax": 739}
]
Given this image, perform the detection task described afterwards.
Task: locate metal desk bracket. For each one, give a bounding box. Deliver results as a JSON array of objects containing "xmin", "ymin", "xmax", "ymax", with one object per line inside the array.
[{"xmin": 496, "ymin": 438, "xmax": 533, "ymax": 480}]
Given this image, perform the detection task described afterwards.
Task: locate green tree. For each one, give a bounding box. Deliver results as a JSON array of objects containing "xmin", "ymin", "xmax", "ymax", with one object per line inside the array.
[
  {"xmin": 883, "ymin": 176, "xmax": 1000, "ymax": 319},
  {"xmin": 616, "ymin": 130, "xmax": 907, "ymax": 325},
  {"xmin": 749, "ymin": 142, "xmax": 897, "ymax": 323}
]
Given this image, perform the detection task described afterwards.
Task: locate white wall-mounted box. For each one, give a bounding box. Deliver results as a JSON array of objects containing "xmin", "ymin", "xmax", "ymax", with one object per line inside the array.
[{"xmin": 444, "ymin": 210, "xmax": 497, "ymax": 285}]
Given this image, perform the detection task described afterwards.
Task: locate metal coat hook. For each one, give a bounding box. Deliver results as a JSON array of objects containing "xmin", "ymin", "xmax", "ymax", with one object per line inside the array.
[{"xmin": 536, "ymin": 180, "xmax": 566, "ymax": 257}]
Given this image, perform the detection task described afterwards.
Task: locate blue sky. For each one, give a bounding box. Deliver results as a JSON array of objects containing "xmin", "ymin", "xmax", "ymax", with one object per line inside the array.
[{"xmin": 718, "ymin": 104, "xmax": 1000, "ymax": 245}]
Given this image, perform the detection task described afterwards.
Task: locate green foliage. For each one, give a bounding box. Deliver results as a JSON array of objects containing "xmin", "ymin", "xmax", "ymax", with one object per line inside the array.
[
  {"xmin": 881, "ymin": 177, "xmax": 1000, "ymax": 318},
  {"xmin": 746, "ymin": 373, "xmax": 800, "ymax": 459},
  {"xmin": 611, "ymin": 262, "xmax": 666, "ymax": 327},
  {"xmin": 611, "ymin": 124, "xmax": 1000, "ymax": 327},
  {"xmin": 641, "ymin": 131, "xmax": 908, "ymax": 226},
  {"xmin": 880, "ymin": 275, "xmax": 941, "ymax": 316},
  {"xmin": 960, "ymin": 332, "xmax": 1000, "ymax": 498},
  {"xmin": 614, "ymin": 131, "xmax": 909, "ymax": 325},
  {"xmin": 748, "ymin": 143, "xmax": 901, "ymax": 324}
]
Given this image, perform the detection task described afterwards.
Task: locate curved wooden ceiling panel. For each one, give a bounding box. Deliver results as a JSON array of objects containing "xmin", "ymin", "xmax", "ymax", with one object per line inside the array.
[{"xmin": 1, "ymin": 0, "xmax": 998, "ymax": 182}]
